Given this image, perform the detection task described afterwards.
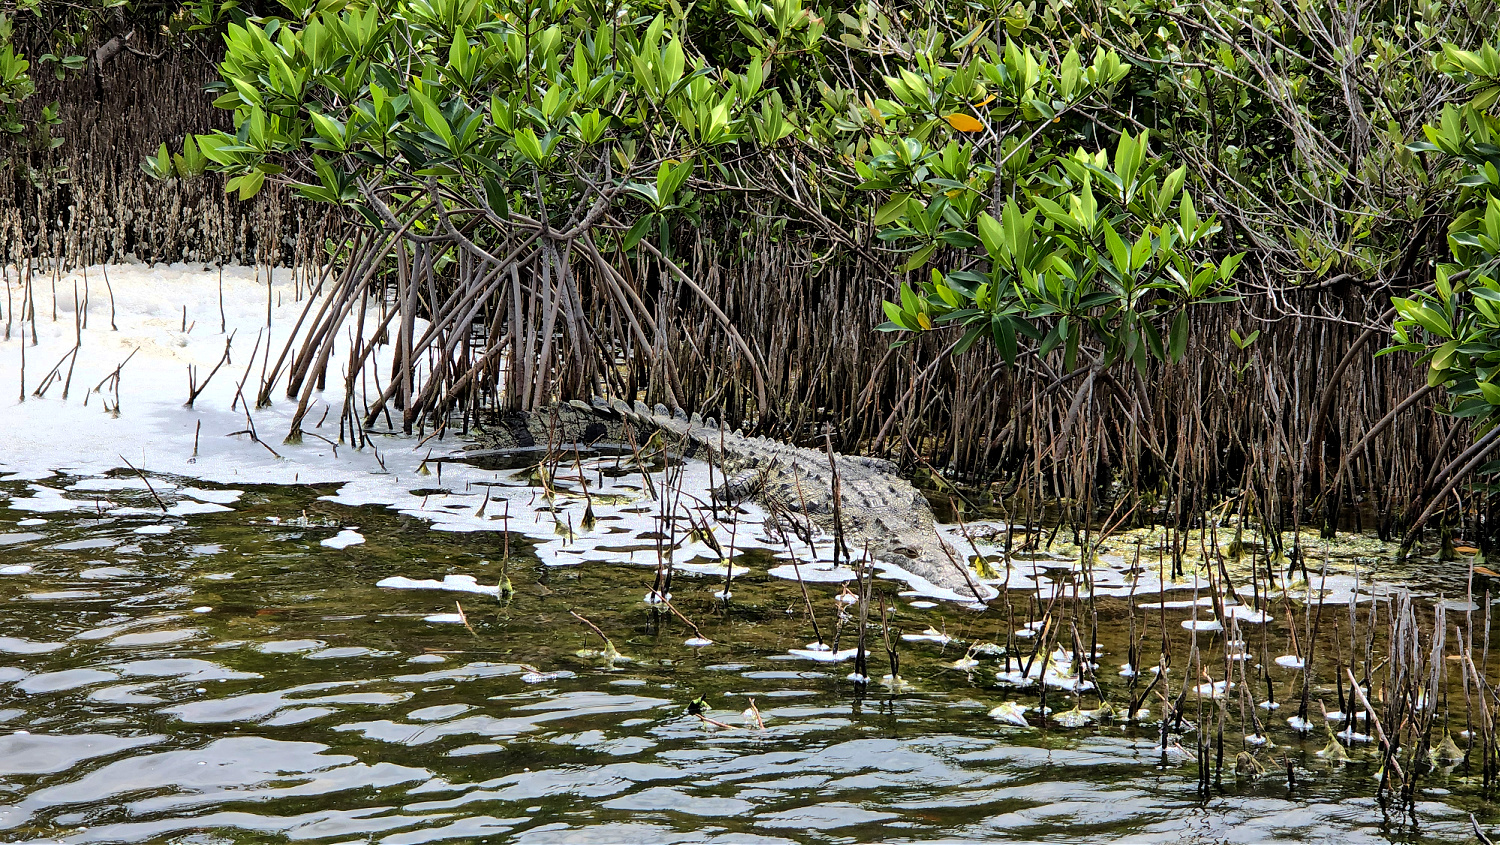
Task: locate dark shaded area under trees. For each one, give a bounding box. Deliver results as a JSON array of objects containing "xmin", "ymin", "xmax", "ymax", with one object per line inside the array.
[{"xmin": 0, "ymin": 1, "xmax": 333, "ymax": 268}]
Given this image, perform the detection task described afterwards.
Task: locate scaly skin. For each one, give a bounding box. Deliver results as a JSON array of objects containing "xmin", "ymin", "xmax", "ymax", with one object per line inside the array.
[{"xmin": 471, "ymin": 398, "xmax": 988, "ymax": 600}]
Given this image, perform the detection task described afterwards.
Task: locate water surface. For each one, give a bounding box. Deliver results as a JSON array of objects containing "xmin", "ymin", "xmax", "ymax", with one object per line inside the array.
[{"xmin": 0, "ymin": 471, "xmax": 1486, "ymax": 844}]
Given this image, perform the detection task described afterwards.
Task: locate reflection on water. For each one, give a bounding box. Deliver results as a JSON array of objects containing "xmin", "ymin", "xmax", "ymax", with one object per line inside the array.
[{"xmin": 0, "ymin": 472, "xmax": 1484, "ymax": 844}]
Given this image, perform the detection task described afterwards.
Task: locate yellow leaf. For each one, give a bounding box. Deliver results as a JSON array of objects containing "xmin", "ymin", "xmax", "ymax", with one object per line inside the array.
[
  {"xmin": 944, "ymin": 112, "xmax": 985, "ymax": 133},
  {"xmin": 917, "ymin": 312, "xmax": 933, "ymax": 329},
  {"xmin": 972, "ymin": 94, "xmax": 996, "ymax": 108}
]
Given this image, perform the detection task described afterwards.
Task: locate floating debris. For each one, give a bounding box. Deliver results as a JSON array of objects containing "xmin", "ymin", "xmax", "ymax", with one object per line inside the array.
[
  {"xmin": 1228, "ymin": 605, "xmax": 1272, "ymax": 623},
  {"xmin": 993, "ymin": 648, "xmax": 1094, "ymax": 692},
  {"xmin": 1044, "ymin": 671, "xmax": 1094, "ymax": 693},
  {"xmin": 575, "ymin": 646, "xmax": 632, "ymax": 665},
  {"xmin": 1013, "ymin": 620, "xmax": 1046, "ymax": 639},
  {"xmin": 946, "ymin": 653, "xmax": 980, "ymax": 671},
  {"xmin": 1431, "ymin": 733, "xmax": 1466, "ymax": 766},
  {"xmin": 1086, "ymin": 701, "xmax": 1117, "ymax": 723},
  {"xmin": 988, "ymin": 702, "xmax": 1030, "ymax": 727},
  {"xmin": 1193, "ymin": 680, "xmax": 1234, "ymax": 698},
  {"xmin": 1337, "ymin": 727, "xmax": 1373, "ymax": 744},
  {"xmin": 880, "ymin": 674, "xmax": 914, "ymax": 692},
  {"xmin": 1150, "ymin": 741, "xmax": 1195, "ymax": 763},
  {"xmin": 1235, "ymin": 751, "xmax": 1266, "ymax": 777},
  {"xmin": 902, "ymin": 627, "xmax": 953, "ymax": 645},
  {"xmin": 1052, "ymin": 705, "xmax": 1093, "ymax": 728},
  {"xmin": 1317, "ymin": 732, "xmax": 1352, "ymax": 763},
  {"xmin": 742, "ymin": 698, "xmax": 766, "ymax": 729}
]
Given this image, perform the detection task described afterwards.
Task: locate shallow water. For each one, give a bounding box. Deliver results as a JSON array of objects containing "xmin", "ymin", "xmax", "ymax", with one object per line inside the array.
[{"xmin": 0, "ymin": 470, "xmax": 1490, "ymax": 844}]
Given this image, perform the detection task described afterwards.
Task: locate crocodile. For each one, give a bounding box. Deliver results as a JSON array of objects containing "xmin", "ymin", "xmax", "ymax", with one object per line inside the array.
[{"xmin": 469, "ymin": 398, "xmax": 992, "ymax": 601}]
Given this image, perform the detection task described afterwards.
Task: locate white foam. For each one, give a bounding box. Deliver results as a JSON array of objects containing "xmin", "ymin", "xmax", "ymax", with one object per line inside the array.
[
  {"xmin": 1193, "ymin": 680, "xmax": 1234, "ymax": 698},
  {"xmin": 168, "ymin": 500, "xmax": 232, "ymax": 517},
  {"xmin": 68, "ymin": 477, "xmax": 164, "ymax": 492},
  {"xmin": 180, "ymin": 487, "xmax": 244, "ymax": 504},
  {"xmin": 0, "ymin": 263, "xmax": 452, "ymax": 494},
  {"xmin": 1228, "ymin": 605, "xmax": 1272, "ymax": 623},
  {"xmin": 765, "ymin": 563, "xmax": 856, "ymax": 583},
  {"xmin": 8, "ymin": 485, "xmax": 83, "ymax": 513},
  {"xmin": 902, "ymin": 628, "xmax": 953, "ymax": 644},
  {"xmin": 321, "ymin": 528, "xmax": 366, "ymax": 549},
  {"xmin": 377, "ymin": 574, "xmax": 500, "ymax": 597},
  {"xmin": 788, "ymin": 648, "xmax": 860, "ymax": 662}
]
